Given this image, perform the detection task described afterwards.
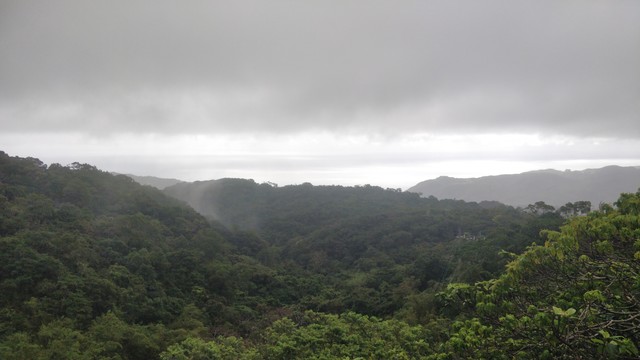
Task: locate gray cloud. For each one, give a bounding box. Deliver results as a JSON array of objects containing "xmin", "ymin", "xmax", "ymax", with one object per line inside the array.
[{"xmin": 1, "ymin": 0, "xmax": 639, "ymax": 137}]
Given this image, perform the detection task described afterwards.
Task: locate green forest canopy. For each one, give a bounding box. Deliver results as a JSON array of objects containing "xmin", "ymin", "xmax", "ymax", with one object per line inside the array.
[{"xmin": 0, "ymin": 151, "xmax": 638, "ymax": 359}]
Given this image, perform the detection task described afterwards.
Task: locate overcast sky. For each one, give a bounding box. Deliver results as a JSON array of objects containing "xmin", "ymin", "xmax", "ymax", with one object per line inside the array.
[{"xmin": 1, "ymin": 0, "xmax": 639, "ymax": 189}]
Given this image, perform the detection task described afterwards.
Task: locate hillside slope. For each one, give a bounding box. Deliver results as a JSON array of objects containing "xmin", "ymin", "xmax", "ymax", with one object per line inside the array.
[
  {"xmin": 123, "ymin": 174, "xmax": 183, "ymax": 189},
  {"xmin": 2, "ymin": 151, "xmax": 639, "ymax": 358},
  {"xmin": 407, "ymin": 165, "xmax": 640, "ymax": 207}
]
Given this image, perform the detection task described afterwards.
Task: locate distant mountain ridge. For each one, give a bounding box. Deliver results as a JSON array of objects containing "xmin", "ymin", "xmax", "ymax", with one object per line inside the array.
[
  {"xmin": 122, "ymin": 174, "xmax": 183, "ymax": 189},
  {"xmin": 407, "ymin": 165, "xmax": 640, "ymax": 208}
]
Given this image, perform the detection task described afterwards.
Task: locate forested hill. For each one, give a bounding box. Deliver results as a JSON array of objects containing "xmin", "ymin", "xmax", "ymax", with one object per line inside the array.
[
  {"xmin": 164, "ymin": 179, "xmax": 504, "ymax": 239},
  {"xmin": 408, "ymin": 165, "xmax": 640, "ymax": 207},
  {"xmin": 163, "ymin": 177, "xmax": 566, "ymax": 286},
  {"xmin": 0, "ymin": 151, "xmax": 253, "ymax": 357},
  {"xmin": 2, "ymin": 151, "xmax": 639, "ymax": 358},
  {"xmin": 122, "ymin": 174, "xmax": 183, "ymax": 190},
  {"xmin": 164, "ymin": 179, "xmax": 424, "ymax": 232}
]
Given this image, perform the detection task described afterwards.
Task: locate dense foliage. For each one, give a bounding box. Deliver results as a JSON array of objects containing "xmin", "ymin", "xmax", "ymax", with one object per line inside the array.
[
  {"xmin": 1, "ymin": 151, "xmax": 638, "ymax": 359},
  {"xmin": 0, "ymin": 152, "xmax": 276, "ymax": 358},
  {"xmin": 428, "ymin": 193, "xmax": 640, "ymax": 359},
  {"xmin": 166, "ymin": 178, "xmax": 566, "ymax": 318}
]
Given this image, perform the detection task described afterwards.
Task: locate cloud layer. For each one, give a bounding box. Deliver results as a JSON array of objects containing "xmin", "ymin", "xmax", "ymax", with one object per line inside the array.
[{"xmin": 2, "ymin": 0, "xmax": 639, "ymax": 137}]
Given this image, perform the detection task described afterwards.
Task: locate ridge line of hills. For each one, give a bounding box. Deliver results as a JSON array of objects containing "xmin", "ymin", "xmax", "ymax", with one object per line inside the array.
[
  {"xmin": 123, "ymin": 165, "xmax": 640, "ymax": 210},
  {"xmin": 407, "ymin": 165, "xmax": 640, "ymax": 208}
]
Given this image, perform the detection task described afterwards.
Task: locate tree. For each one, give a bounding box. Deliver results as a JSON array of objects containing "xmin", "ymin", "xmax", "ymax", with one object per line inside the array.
[
  {"xmin": 433, "ymin": 190, "xmax": 640, "ymax": 359},
  {"xmin": 559, "ymin": 201, "xmax": 592, "ymax": 218},
  {"xmin": 526, "ymin": 201, "xmax": 556, "ymax": 215},
  {"xmin": 160, "ymin": 337, "xmax": 256, "ymax": 360},
  {"xmin": 261, "ymin": 311, "xmax": 431, "ymax": 359}
]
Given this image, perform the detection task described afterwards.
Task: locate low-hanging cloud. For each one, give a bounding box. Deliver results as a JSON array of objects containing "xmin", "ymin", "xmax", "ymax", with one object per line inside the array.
[{"xmin": 1, "ymin": 0, "xmax": 639, "ymax": 138}]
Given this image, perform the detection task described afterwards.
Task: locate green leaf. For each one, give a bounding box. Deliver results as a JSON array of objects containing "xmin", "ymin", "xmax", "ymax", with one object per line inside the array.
[
  {"xmin": 552, "ymin": 306, "xmax": 576, "ymax": 317},
  {"xmin": 599, "ymin": 330, "xmax": 611, "ymax": 339},
  {"xmin": 584, "ymin": 290, "xmax": 605, "ymax": 303},
  {"xmin": 552, "ymin": 306, "xmax": 563, "ymax": 316}
]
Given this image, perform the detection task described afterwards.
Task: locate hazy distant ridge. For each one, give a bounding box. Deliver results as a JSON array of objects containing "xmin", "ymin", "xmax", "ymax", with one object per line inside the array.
[
  {"xmin": 124, "ymin": 174, "xmax": 183, "ymax": 190},
  {"xmin": 407, "ymin": 166, "xmax": 640, "ymax": 207}
]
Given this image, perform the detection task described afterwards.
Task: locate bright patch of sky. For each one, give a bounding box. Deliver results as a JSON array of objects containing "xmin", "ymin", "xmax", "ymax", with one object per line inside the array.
[{"xmin": 3, "ymin": 132, "xmax": 638, "ymax": 189}]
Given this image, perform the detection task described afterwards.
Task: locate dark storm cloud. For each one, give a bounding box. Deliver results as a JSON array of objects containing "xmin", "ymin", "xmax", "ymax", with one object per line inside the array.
[{"xmin": 1, "ymin": 0, "xmax": 639, "ymax": 137}]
